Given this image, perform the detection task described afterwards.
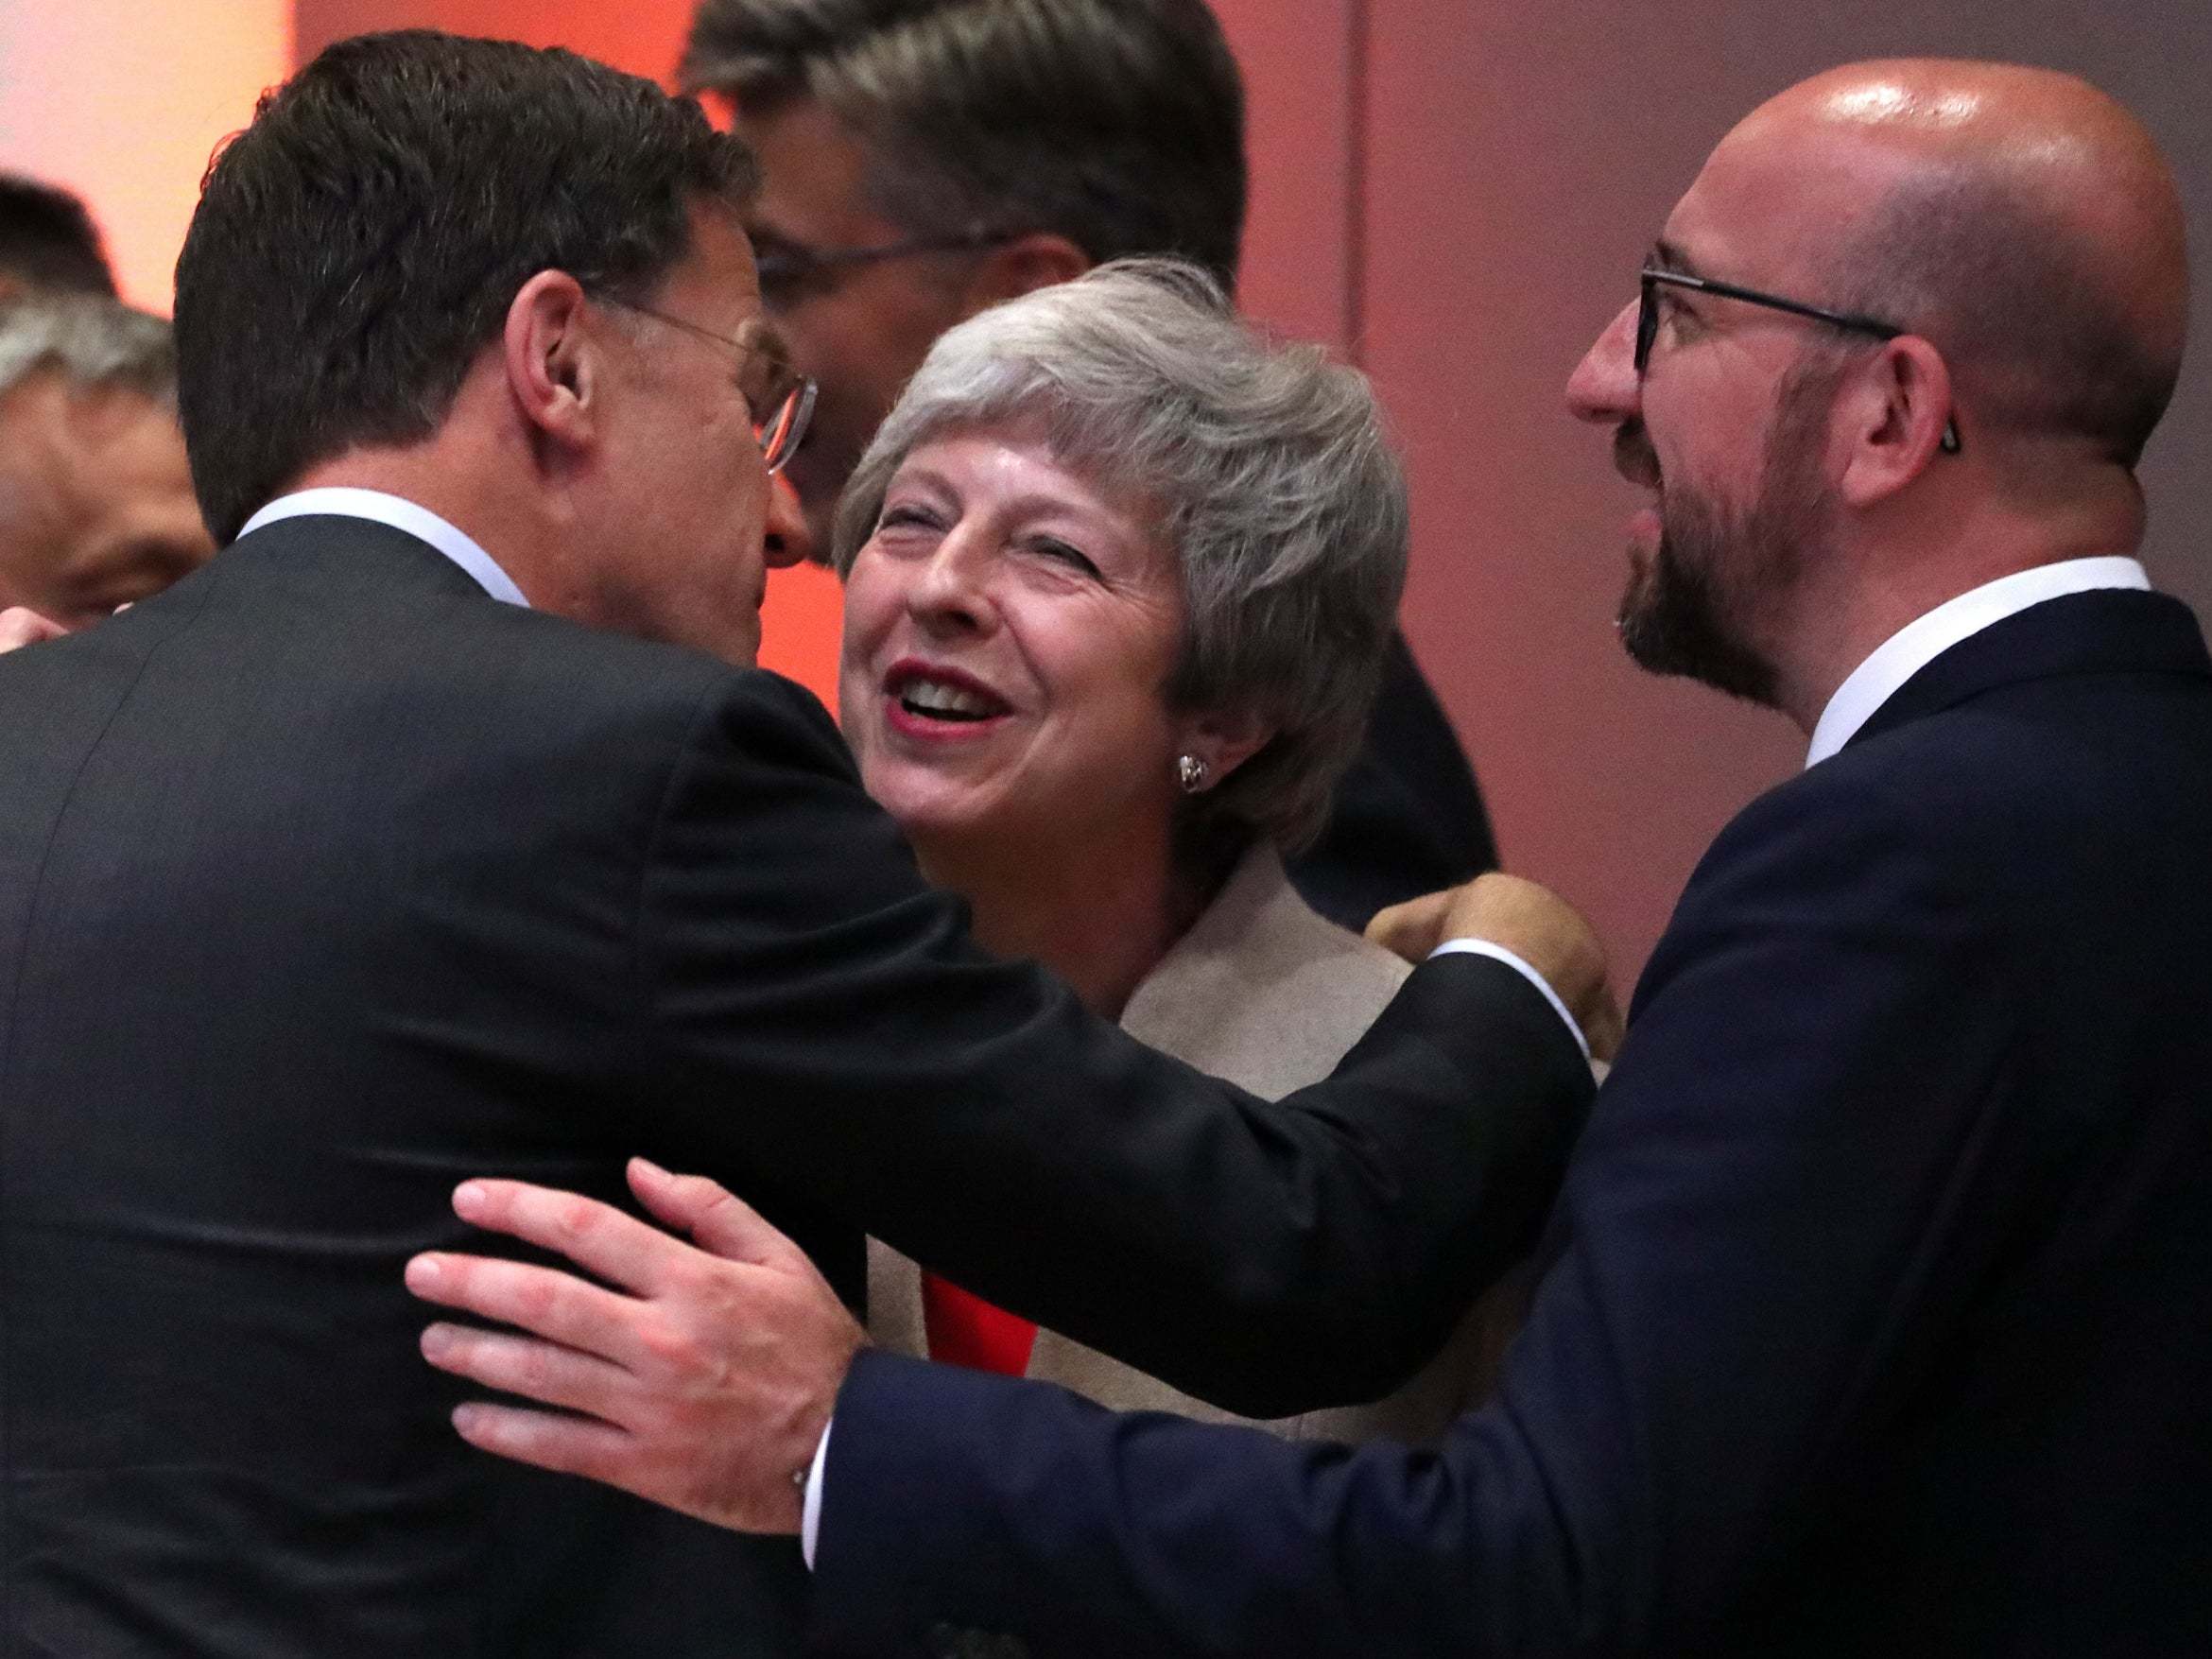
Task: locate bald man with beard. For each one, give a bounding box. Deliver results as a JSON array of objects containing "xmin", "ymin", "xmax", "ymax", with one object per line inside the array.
[{"xmin": 411, "ymin": 60, "xmax": 2211, "ymax": 1655}]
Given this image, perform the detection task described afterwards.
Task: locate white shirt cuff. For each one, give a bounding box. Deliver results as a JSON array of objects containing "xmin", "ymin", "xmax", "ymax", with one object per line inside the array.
[
  {"xmin": 1428, "ymin": 939, "xmax": 1591, "ymax": 1062},
  {"xmin": 801, "ymin": 1416, "xmax": 831, "ymax": 1568}
]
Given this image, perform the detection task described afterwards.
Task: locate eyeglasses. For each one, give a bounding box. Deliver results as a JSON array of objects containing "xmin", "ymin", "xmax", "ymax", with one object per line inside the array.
[
  {"xmin": 599, "ymin": 296, "xmax": 818, "ymax": 474},
  {"xmin": 1636, "ymin": 266, "xmax": 1960, "ymax": 454},
  {"xmin": 752, "ymin": 231, "xmax": 1006, "ymax": 308}
]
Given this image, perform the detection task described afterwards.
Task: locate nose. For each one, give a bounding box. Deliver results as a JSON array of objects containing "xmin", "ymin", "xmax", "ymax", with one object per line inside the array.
[
  {"xmin": 761, "ymin": 472, "xmax": 812, "ymax": 568},
  {"xmin": 907, "ymin": 526, "xmax": 996, "ymax": 634},
  {"xmin": 1566, "ymin": 298, "xmax": 1641, "ymax": 427}
]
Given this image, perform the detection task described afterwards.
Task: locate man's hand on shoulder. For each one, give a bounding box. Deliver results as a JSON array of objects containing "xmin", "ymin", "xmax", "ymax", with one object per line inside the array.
[
  {"xmin": 406, "ymin": 1158, "xmax": 863, "ymax": 1535},
  {"xmin": 1369, "ymin": 872, "xmax": 1624, "ymax": 1062}
]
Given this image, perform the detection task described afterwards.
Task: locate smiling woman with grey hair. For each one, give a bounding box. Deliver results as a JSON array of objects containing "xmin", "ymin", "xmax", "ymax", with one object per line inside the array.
[{"xmin": 837, "ymin": 258, "xmax": 1514, "ymax": 1434}]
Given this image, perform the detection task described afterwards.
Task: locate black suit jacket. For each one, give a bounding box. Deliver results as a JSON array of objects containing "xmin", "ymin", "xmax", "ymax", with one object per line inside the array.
[
  {"xmin": 0, "ymin": 516, "xmax": 1588, "ymax": 1655},
  {"xmin": 809, "ymin": 588, "xmax": 2212, "ymax": 1657}
]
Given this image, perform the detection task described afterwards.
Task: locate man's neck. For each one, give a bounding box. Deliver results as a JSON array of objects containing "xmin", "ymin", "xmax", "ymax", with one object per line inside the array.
[
  {"xmin": 1799, "ymin": 553, "xmax": 2152, "ymax": 767},
  {"xmin": 279, "ymin": 441, "xmax": 559, "ymax": 611},
  {"xmin": 1775, "ymin": 476, "xmax": 2148, "ymax": 734}
]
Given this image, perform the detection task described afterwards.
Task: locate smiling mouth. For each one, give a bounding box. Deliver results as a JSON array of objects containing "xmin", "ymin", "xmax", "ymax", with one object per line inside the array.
[
  {"xmin": 884, "ymin": 665, "xmax": 1011, "ymax": 725},
  {"xmin": 1614, "ymin": 420, "xmax": 1663, "ymax": 491}
]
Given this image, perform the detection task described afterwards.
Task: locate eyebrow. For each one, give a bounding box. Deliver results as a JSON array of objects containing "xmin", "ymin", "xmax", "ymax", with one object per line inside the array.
[{"xmin": 1646, "ymin": 238, "xmax": 1707, "ymax": 279}]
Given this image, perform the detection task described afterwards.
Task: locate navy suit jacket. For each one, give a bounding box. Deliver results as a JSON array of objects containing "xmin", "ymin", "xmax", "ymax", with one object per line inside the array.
[
  {"xmin": 0, "ymin": 517, "xmax": 1589, "ymax": 1655},
  {"xmin": 810, "ymin": 588, "xmax": 2212, "ymax": 1657}
]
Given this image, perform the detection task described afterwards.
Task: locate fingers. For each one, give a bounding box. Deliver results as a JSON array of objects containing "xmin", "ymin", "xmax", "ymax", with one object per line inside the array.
[
  {"xmin": 449, "ymin": 1178, "xmax": 695, "ymax": 1294},
  {"xmin": 1365, "ymin": 890, "xmax": 1452, "ymax": 963},
  {"xmin": 406, "ymin": 1251, "xmax": 652, "ymax": 1372},
  {"xmin": 449, "ymin": 1400, "xmax": 639, "ymax": 1489},
  {"xmin": 628, "ymin": 1158, "xmax": 789, "ymax": 1267},
  {"xmin": 1585, "ymin": 986, "xmax": 1627, "ymax": 1064},
  {"xmin": 0, "ymin": 607, "xmax": 65, "ymax": 653},
  {"xmin": 420, "ymin": 1320, "xmax": 631, "ymax": 1420}
]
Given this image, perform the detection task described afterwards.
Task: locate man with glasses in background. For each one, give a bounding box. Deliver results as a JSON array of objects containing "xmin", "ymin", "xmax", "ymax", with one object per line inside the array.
[
  {"xmin": 0, "ymin": 28, "xmax": 1605, "ymax": 1656},
  {"xmin": 679, "ymin": 0, "xmax": 1500, "ymax": 934}
]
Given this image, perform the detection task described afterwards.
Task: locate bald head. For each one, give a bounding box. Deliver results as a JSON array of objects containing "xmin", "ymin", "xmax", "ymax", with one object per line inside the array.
[{"xmin": 1726, "ymin": 60, "xmax": 2188, "ymax": 468}]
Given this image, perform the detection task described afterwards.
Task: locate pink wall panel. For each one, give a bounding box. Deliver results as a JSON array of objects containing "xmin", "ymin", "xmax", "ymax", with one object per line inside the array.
[{"xmin": 1208, "ymin": 0, "xmax": 1357, "ymax": 356}]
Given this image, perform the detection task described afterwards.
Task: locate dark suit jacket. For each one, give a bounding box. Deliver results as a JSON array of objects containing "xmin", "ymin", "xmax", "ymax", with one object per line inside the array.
[
  {"xmin": 1285, "ymin": 631, "xmax": 1497, "ymax": 929},
  {"xmin": 810, "ymin": 588, "xmax": 2212, "ymax": 1658},
  {"xmin": 0, "ymin": 515, "xmax": 1588, "ymax": 1655}
]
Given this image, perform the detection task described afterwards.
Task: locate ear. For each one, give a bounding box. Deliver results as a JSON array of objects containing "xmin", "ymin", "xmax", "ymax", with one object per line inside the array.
[
  {"xmin": 1836, "ymin": 336, "xmax": 1956, "ymax": 509},
  {"xmin": 501, "ymin": 270, "xmax": 599, "ymax": 458},
  {"xmin": 959, "ymin": 232, "xmax": 1093, "ymax": 313},
  {"xmin": 1174, "ymin": 706, "xmax": 1275, "ymax": 790}
]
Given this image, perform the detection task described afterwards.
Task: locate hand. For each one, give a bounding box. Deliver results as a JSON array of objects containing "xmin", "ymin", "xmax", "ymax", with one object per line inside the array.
[
  {"xmin": 1369, "ymin": 873, "xmax": 1624, "ymax": 1062},
  {"xmin": 0, "ymin": 607, "xmax": 64, "ymax": 651},
  {"xmin": 406, "ymin": 1158, "xmax": 865, "ymax": 1535}
]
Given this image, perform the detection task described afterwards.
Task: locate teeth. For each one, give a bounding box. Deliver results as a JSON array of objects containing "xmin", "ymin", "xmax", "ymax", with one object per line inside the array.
[{"xmin": 898, "ymin": 676, "xmax": 996, "ymax": 718}]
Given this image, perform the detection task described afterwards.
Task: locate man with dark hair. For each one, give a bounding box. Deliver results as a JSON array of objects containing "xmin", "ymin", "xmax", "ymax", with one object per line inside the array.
[
  {"xmin": 0, "ymin": 172, "xmax": 117, "ymax": 300},
  {"xmin": 413, "ymin": 60, "xmax": 2211, "ymax": 1656},
  {"xmin": 681, "ymin": 0, "xmax": 1498, "ymax": 928},
  {"xmin": 0, "ymin": 27, "xmax": 1599, "ymax": 1655},
  {"xmin": 0, "ymin": 294, "xmax": 212, "ymax": 625}
]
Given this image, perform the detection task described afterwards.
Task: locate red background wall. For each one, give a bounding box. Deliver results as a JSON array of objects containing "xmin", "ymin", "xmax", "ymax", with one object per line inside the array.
[{"xmin": 33, "ymin": 0, "xmax": 2210, "ymax": 981}]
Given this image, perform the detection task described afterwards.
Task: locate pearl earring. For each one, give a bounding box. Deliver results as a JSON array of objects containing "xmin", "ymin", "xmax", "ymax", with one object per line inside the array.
[{"xmin": 1176, "ymin": 753, "xmax": 1210, "ymax": 793}]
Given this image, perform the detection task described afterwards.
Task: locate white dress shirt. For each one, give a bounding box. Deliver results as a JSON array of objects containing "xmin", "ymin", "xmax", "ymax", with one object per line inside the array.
[
  {"xmin": 1805, "ymin": 557, "xmax": 2150, "ymax": 767},
  {"xmin": 237, "ymin": 487, "xmax": 530, "ymax": 609}
]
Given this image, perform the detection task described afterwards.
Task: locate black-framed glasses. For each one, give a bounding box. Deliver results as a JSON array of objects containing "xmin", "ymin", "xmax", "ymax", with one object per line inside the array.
[
  {"xmin": 752, "ymin": 231, "xmax": 1007, "ymax": 307},
  {"xmin": 1636, "ymin": 267, "xmax": 1960, "ymax": 453},
  {"xmin": 600, "ymin": 296, "xmax": 817, "ymax": 474}
]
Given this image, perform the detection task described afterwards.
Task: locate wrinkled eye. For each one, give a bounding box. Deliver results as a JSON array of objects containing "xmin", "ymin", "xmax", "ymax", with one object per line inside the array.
[
  {"xmin": 1027, "ymin": 536, "xmax": 1101, "ymax": 579},
  {"xmin": 875, "ymin": 503, "xmax": 944, "ymax": 536}
]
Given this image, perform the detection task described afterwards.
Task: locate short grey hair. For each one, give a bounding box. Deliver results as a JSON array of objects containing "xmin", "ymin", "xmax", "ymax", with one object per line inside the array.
[
  {"xmin": 680, "ymin": 0, "xmax": 1245, "ymax": 288},
  {"xmin": 833, "ymin": 258, "xmax": 1408, "ymax": 855},
  {"xmin": 0, "ymin": 293, "xmax": 177, "ymax": 406}
]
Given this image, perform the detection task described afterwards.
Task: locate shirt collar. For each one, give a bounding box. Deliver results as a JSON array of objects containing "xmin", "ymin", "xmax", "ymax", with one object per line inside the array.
[
  {"xmin": 235, "ymin": 487, "xmax": 530, "ymax": 609},
  {"xmin": 1806, "ymin": 556, "xmax": 2151, "ymax": 767}
]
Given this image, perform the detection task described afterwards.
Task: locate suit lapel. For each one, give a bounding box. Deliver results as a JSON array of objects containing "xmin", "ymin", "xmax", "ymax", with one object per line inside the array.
[{"xmin": 1845, "ymin": 588, "xmax": 2211, "ymax": 754}]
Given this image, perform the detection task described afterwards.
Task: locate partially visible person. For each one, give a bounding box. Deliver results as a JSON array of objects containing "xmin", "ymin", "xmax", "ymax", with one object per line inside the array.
[
  {"xmin": 0, "ymin": 294, "xmax": 213, "ymax": 626},
  {"xmin": 680, "ymin": 0, "xmax": 1496, "ymax": 926},
  {"xmin": 0, "ymin": 29, "xmax": 1600, "ymax": 1656},
  {"xmin": 837, "ymin": 259, "xmax": 1531, "ymax": 1423},
  {"xmin": 411, "ymin": 60, "xmax": 2212, "ymax": 1657},
  {"xmin": 0, "ymin": 173, "xmax": 117, "ymax": 301}
]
